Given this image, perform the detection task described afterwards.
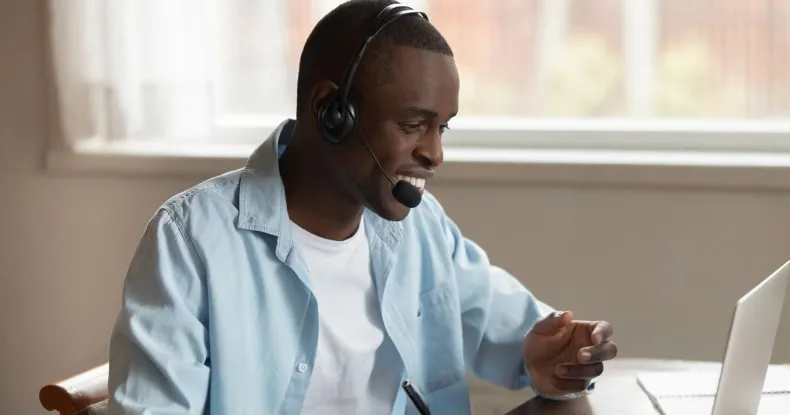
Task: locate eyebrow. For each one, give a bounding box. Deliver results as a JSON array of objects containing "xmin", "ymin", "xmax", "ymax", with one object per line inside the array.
[{"xmin": 401, "ymin": 106, "xmax": 458, "ymax": 120}]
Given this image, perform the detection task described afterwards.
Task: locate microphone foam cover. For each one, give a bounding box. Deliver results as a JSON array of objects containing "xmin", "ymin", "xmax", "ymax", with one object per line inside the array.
[{"xmin": 392, "ymin": 180, "xmax": 422, "ymax": 208}]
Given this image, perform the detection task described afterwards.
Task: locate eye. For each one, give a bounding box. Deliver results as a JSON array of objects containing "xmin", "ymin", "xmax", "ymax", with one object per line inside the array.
[
  {"xmin": 400, "ymin": 122, "xmax": 425, "ymax": 134},
  {"xmin": 439, "ymin": 124, "xmax": 451, "ymax": 134}
]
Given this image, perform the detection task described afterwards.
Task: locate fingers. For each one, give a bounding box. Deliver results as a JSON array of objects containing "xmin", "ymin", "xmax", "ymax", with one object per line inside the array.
[
  {"xmin": 550, "ymin": 363, "xmax": 602, "ymax": 395},
  {"xmin": 589, "ymin": 321, "xmax": 614, "ymax": 345},
  {"xmin": 530, "ymin": 310, "xmax": 574, "ymax": 336},
  {"xmin": 550, "ymin": 377, "xmax": 592, "ymax": 394},
  {"xmin": 578, "ymin": 341, "xmax": 618, "ymax": 363},
  {"xmin": 556, "ymin": 362, "xmax": 604, "ymax": 379}
]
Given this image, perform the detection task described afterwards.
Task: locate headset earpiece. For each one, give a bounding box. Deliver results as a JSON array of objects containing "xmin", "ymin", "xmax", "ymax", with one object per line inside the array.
[{"xmin": 317, "ymin": 92, "xmax": 357, "ymax": 145}]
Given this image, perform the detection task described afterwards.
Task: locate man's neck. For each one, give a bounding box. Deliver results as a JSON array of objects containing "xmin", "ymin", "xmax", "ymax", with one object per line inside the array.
[{"xmin": 279, "ymin": 132, "xmax": 364, "ymax": 242}]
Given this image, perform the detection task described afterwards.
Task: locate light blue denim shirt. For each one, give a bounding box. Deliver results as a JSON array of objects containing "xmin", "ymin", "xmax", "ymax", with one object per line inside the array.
[{"xmin": 108, "ymin": 119, "xmax": 552, "ymax": 415}]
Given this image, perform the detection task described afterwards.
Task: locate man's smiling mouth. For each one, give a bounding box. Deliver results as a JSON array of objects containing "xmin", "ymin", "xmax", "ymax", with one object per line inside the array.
[{"xmin": 396, "ymin": 175, "xmax": 426, "ymax": 192}]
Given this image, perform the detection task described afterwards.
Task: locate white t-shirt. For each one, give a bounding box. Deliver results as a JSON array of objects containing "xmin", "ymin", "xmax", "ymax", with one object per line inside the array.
[{"xmin": 293, "ymin": 217, "xmax": 402, "ymax": 414}]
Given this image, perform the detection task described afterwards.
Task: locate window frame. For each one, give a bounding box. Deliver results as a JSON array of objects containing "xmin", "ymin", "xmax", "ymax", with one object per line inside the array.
[
  {"xmin": 45, "ymin": 129, "xmax": 790, "ymax": 193},
  {"xmin": 209, "ymin": 114, "xmax": 790, "ymax": 153},
  {"xmin": 194, "ymin": 0, "xmax": 790, "ymax": 155}
]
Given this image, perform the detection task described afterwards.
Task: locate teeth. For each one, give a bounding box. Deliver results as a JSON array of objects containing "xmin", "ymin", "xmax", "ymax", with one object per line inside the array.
[{"xmin": 396, "ymin": 175, "xmax": 426, "ymax": 190}]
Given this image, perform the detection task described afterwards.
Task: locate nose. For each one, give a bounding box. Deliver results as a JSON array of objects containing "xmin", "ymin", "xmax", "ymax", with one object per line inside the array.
[{"xmin": 414, "ymin": 129, "xmax": 444, "ymax": 168}]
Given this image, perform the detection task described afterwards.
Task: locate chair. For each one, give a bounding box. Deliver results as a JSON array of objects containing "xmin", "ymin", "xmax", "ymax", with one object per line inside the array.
[{"xmin": 39, "ymin": 362, "xmax": 110, "ymax": 415}]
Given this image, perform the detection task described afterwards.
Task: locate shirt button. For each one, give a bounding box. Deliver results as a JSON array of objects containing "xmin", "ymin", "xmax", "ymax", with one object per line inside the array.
[{"xmin": 296, "ymin": 362, "xmax": 308, "ymax": 373}]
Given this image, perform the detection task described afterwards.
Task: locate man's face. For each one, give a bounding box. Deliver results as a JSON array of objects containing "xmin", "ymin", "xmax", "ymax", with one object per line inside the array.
[{"xmin": 333, "ymin": 46, "xmax": 460, "ymax": 221}]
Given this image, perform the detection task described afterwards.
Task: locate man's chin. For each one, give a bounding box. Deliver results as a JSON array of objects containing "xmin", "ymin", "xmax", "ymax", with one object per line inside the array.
[
  {"xmin": 377, "ymin": 206, "xmax": 411, "ymax": 222},
  {"xmin": 369, "ymin": 198, "xmax": 412, "ymax": 222}
]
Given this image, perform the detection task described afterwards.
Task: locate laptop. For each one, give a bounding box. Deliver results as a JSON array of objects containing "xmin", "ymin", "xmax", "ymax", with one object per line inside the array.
[{"xmin": 637, "ymin": 260, "xmax": 790, "ymax": 414}]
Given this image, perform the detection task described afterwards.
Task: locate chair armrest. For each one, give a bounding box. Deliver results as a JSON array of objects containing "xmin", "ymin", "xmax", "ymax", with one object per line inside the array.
[{"xmin": 39, "ymin": 362, "xmax": 109, "ymax": 415}]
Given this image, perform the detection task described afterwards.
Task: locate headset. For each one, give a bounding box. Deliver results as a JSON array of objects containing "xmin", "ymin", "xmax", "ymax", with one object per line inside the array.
[{"xmin": 316, "ymin": 3, "xmax": 429, "ymax": 145}]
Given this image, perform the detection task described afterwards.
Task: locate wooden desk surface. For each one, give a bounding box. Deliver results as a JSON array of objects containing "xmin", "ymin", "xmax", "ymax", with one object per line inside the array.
[{"xmin": 505, "ymin": 358, "xmax": 722, "ymax": 415}]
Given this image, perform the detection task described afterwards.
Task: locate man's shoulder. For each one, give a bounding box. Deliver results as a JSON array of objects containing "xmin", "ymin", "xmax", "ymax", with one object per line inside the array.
[{"xmin": 157, "ymin": 168, "xmax": 244, "ymax": 226}]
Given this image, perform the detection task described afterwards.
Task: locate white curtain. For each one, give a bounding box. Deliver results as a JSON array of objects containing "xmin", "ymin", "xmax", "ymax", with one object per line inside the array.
[
  {"xmin": 49, "ymin": 0, "xmax": 107, "ymax": 145},
  {"xmin": 48, "ymin": 0, "xmax": 290, "ymax": 144}
]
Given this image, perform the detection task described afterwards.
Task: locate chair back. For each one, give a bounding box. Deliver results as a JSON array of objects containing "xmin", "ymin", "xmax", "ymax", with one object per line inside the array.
[{"xmin": 39, "ymin": 363, "xmax": 109, "ymax": 415}]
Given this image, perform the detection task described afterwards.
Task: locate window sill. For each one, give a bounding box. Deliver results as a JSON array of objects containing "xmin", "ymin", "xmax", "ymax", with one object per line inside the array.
[{"xmin": 46, "ymin": 139, "xmax": 790, "ymax": 191}]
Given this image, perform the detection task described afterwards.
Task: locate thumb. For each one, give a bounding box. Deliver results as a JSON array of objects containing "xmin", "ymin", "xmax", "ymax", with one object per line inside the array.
[{"xmin": 530, "ymin": 310, "xmax": 573, "ymax": 336}]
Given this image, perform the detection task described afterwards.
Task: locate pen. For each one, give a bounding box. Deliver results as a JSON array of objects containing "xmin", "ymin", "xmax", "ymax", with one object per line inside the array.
[{"xmin": 402, "ymin": 380, "xmax": 431, "ymax": 415}]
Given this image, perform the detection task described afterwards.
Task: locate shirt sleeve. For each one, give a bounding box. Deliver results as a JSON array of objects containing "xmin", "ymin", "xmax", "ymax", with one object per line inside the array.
[
  {"xmin": 107, "ymin": 208, "xmax": 210, "ymax": 415},
  {"xmin": 425, "ymin": 194, "xmax": 555, "ymax": 390}
]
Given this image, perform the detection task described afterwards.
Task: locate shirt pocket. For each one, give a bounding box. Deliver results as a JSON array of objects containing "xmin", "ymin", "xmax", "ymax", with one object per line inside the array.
[{"xmin": 416, "ymin": 283, "xmax": 466, "ymax": 393}]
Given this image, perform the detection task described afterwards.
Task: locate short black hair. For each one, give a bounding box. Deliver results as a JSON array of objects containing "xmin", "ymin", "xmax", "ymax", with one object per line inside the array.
[{"xmin": 295, "ymin": 0, "xmax": 454, "ymax": 116}]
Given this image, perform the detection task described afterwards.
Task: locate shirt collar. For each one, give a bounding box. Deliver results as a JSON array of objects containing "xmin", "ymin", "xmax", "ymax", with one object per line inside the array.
[
  {"xmin": 237, "ymin": 118, "xmax": 404, "ymax": 260},
  {"xmin": 237, "ymin": 119, "xmax": 294, "ymax": 260}
]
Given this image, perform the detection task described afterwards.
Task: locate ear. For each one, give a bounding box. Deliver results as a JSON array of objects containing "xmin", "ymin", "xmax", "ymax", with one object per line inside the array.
[{"xmin": 310, "ymin": 80, "xmax": 340, "ymax": 117}]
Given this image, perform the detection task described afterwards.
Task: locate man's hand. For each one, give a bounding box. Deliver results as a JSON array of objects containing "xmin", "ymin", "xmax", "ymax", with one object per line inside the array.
[{"xmin": 522, "ymin": 311, "xmax": 618, "ymax": 397}]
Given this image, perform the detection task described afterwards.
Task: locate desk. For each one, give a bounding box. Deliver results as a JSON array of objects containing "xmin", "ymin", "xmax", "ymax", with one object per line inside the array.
[{"xmin": 505, "ymin": 358, "xmax": 722, "ymax": 414}]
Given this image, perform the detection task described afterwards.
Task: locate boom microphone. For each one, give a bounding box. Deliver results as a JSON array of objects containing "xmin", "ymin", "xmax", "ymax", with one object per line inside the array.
[{"xmin": 359, "ymin": 135, "xmax": 423, "ymax": 209}]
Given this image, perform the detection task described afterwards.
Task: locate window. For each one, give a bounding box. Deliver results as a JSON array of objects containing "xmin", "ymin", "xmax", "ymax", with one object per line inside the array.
[{"xmin": 49, "ymin": 0, "xmax": 790, "ymax": 153}]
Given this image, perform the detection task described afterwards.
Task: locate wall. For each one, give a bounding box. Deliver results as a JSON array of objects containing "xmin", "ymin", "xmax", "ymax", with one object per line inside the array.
[{"xmin": 1, "ymin": 1, "xmax": 789, "ymax": 414}]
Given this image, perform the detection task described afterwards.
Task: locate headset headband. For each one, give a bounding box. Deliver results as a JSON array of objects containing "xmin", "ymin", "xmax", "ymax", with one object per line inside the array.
[{"xmin": 335, "ymin": 4, "xmax": 429, "ymax": 107}]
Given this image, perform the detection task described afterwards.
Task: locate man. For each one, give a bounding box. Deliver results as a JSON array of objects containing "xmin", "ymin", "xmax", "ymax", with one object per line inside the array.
[{"xmin": 108, "ymin": 1, "xmax": 617, "ymax": 414}]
